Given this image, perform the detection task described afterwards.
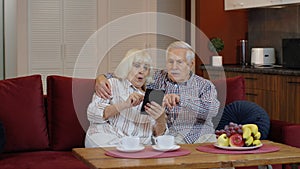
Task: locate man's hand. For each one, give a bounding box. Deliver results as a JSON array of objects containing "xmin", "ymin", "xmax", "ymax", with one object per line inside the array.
[
  {"xmin": 95, "ymin": 75, "xmax": 111, "ymax": 99},
  {"xmin": 163, "ymin": 94, "xmax": 180, "ymax": 109}
]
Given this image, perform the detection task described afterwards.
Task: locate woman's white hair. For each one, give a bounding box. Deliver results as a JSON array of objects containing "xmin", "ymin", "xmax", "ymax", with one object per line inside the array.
[
  {"xmin": 114, "ymin": 49, "xmax": 152, "ymax": 79},
  {"xmin": 166, "ymin": 41, "xmax": 195, "ymax": 64}
]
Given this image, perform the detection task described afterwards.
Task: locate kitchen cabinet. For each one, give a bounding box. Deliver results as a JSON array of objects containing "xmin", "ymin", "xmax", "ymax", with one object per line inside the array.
[
  {"xmin": 279, "ymin": 76, "xmax": 300, "ymax": 123},
  {"xmin": 224, "ymin": 0, "xmax": 300, "ymax": 10},
  {"xmin": 202, "ymin": 66, "xmax": 300, "ymax": 124},
  {"xmin": 226, "ymin": 72, "xmax": 279, "ymax": 121}
]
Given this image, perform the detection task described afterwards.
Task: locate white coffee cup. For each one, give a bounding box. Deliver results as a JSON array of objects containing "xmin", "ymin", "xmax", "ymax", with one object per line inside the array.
[
  {"xmin": 120, "ymin": 136, "xmax": 140, "ymax": 149},
  {"xmin": 156, "ymin": 135, "xmax": 175, "ymax": 149}
]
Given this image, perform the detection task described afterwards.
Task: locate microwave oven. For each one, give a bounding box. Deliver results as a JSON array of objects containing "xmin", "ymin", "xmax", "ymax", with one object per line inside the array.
[{"xmin": 282, "ymin": 38, "xmax": 300, "ymax": 69}]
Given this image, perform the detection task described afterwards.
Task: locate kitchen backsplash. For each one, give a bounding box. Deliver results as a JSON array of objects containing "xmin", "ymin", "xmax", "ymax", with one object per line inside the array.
[{"xmin": 248, "ymin": 5, "xmax": 300, "ymax": 65}]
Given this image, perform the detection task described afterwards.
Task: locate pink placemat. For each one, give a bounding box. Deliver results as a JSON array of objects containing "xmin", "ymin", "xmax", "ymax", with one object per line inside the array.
[
  {"xmin": 105, "ymin": 147, "xmax": 190, "ymax": 159},
  {"xmin": 196, "ymin": 144, "xmax": 280, "ymax": 154}
]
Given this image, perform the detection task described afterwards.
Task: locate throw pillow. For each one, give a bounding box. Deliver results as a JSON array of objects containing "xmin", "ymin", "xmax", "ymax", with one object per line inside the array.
[
  {"xmin": 0, "ymin": 75, "xmax": 49, "ymax": 152},
  {"xmin": 47, "ymin": 75, "xmax": 94, "ymax": 150},
  {"xmin": 216, "ymin": 100, "xmax": 270, "ymax": 139},
  {"xmin": 212, "ymin": 75, "xmax": 246, "ymax": 106}
]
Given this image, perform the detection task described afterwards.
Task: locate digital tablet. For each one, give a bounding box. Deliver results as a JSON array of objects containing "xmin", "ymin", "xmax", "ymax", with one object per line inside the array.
[{"xmin": 141, "ymin": 89, "xmax": 165, "ymax": 114}]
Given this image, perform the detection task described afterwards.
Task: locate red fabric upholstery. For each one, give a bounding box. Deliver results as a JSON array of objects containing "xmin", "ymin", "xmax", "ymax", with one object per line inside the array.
[
  {"xmin": 283, "ymin": 125, "xmax": 300, "ymax": 148},
  {"xmin": 0, "ymin": 151, "xmax": 89, "ymax": 169},
  {"xmin": 268, "ymin": 120, "xmax": 293, "ymax": 143},
  {"xmin": 212, "ymin": 76, "xmax": 246, "ymax": 105},
  {"xmin": 0, "ymin": 75, "xmax": 49, "ymax": 152},
  {"xmin": 47, "ymin": 75, "xmax": 94, "ymax": 150}
]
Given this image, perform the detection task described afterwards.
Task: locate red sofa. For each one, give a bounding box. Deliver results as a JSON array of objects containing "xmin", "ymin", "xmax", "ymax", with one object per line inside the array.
[
  {"xmin": 0, "ymin": 74, "xmax": 299, "ymax": 169},
  {"xmin": 0, "ymin": 75, "xmax": 94, "ymax": 169}
]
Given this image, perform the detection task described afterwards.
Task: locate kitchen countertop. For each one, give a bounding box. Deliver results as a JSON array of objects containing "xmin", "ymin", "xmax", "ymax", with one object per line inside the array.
[{"xmin": 201, "ymin": 64, "xmax": 300, "ymax": 76}]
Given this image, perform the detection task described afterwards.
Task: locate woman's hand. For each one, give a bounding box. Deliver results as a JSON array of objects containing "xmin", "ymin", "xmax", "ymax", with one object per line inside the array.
[
  {"xmin": 145, "ymin": 101, "xmax": 167, "ymax": 136},
  {"xmin": 126, "ymin": 92, "xmax": 144, "ymax": 107},
  {"xmin": 144, "ymin": 101, "xmax": 165, "ymax": 120}
]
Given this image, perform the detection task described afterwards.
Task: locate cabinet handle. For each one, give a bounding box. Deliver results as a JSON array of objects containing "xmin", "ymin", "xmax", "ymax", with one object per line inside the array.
[
  {"xmin": 288, "ymin": 81, "xmax": 300, "ymax": 85},
  {"xmin": 246, "ymin": 93, "xmax": 258, "ymax": 96},
  {"xmin": 245, "ymin": 77, "xmax": 258, "ymax": 80}
]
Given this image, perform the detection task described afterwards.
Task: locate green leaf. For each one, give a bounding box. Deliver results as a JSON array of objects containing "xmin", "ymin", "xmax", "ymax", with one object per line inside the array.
[{"xmin": 209, "ymin": 37, "xmax": 224, "ymax": 53}]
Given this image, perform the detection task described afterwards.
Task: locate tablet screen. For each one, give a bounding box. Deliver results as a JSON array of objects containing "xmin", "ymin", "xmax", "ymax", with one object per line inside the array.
[{"xmin": 141, "ymin": 89, "xmax": 165, "ymax": 114}]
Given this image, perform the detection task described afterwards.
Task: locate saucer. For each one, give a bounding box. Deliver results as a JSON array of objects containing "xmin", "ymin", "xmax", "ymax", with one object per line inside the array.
[
  {"xmin": 152, "ymin": 145, "xmax": 180, "ymax": 152},
  {"xmin": 116, "ymin": 145, "xmax": 145, "ymax": 153}
]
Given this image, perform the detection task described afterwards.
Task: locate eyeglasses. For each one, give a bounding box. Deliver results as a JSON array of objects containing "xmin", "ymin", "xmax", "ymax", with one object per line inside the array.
[{"xmin": 132, "ymin": 62, "xmax": 150, "ymax": 71}]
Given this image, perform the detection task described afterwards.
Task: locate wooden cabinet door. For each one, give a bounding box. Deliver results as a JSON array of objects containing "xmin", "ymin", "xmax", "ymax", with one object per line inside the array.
[
  {"xmin": 209, "ymin": 71, "xmax": 279, "ymax": 120},
  {"xmin": 280, "ymin": 76, "xmax": 300, "ymax": 123},
  {"xmin": 245, "ymin": 88, "xmax": 278, "ymax": 120}
]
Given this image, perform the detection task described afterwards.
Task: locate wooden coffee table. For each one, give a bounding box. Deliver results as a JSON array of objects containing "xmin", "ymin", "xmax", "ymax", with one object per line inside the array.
[{"xmin": 73, "ymin": 140, "xmax": 300, "ymax": 169}]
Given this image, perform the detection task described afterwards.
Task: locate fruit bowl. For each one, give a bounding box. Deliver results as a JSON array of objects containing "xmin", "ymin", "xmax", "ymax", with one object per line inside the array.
[
  {"xmin": 215, "ymin": 122, "xmax": 262, "ymax": 148},
  {"xmin": 213, "ymin": 143, "xmax": 263, "ymax": 150}
]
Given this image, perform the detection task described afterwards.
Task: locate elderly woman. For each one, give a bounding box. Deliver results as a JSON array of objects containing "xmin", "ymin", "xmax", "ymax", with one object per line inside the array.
[{"xmin": 85, "ymin": 49, "xmax": 166, "ymax": 148}]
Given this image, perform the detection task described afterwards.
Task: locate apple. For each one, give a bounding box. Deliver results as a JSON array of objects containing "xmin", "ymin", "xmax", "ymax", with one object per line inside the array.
[
  {"xmin": 229, "ymin": 134, "xmax": 245, "ymax": 147},
  {"xmin": 217, "ymin": 133, "xmax": 229, "ymax": 147}
]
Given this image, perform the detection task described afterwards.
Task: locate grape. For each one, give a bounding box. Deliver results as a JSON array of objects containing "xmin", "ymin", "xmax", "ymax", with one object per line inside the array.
[
  {"xmin": 215, "ymin": 130, "xmax": 221, "ymax": 136},
  {"xmin": 226, "ymin": 131, "xmax": 231, "ymax": 137},
  {"xmin": 215, "ymin": 122, "xmax": 244, "ymax": 139},
  {"xmin": 230, "ymin": 130, "xmax": 237, "ymax": 135},
  {"xmin": 234, "ymin": 126, "xmax": 240, "ymax": 131},
  {"xmin": 220, "ymin": 129, "xmax": 225, "ymax": 134}
]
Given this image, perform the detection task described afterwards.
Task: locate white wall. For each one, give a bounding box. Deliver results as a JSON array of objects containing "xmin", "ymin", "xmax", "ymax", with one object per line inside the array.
[{"xmin": 4, "ymin": 0, "xmax": 17, "ymax": 78}]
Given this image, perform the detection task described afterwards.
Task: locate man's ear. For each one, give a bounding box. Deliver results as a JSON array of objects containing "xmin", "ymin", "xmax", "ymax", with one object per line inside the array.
[{"xmin": 189, "ymin": 59, "xmax": 195, "ymax": 68}]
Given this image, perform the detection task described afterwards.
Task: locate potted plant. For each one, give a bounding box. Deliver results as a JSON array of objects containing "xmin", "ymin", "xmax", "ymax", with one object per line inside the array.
[
  {"xmin": 209, "ymin": 37, "xmax": 224, "ymax": 53},
  {"xmin": 209, "ymin": 37, "xmax": 224, "ymax": 66}
]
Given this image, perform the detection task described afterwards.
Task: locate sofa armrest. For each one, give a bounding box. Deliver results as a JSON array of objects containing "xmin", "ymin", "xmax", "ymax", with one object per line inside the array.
[
  {"xmin": 282, "ymin": 124, "xmax": 300, "ymax": 148},
  {"xmin": 268, "ymin": 120, "xmax": 293, "ymax": 143}
]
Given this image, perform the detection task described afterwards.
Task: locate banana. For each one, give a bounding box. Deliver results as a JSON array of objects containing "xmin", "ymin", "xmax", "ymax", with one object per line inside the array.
[
  {"xmin": 253, "ymin": 140, "xmax": 262, "ymax": 146},
  {"xmin": 245, "ymin": 136, "xmax": 254, "ymax": 146},
  {"xmin": 254, "ymin": 132, "xmax": 261, "ymax": 140},
  {"xmin": 242, "ymin": 124, "xmax": 259, "ymax": 135},
  {"xmin": 242, "ymin": 126, "xmax": 252, "ymax": 140}
]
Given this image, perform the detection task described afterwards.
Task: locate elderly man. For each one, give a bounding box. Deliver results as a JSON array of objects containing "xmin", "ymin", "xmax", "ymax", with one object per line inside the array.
[{"xmin": 95, "ymin": 41, "xmax": 220, "ymax": 144}]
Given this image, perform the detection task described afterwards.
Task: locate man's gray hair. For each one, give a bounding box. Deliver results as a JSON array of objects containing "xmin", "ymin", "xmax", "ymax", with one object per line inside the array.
[{"xmin": 166, "ymin": 41, "xmax": 195, "ymax": 64}]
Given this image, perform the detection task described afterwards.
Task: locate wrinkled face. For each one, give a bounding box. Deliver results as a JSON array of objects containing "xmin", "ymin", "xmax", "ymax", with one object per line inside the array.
[
  {"xmin": 166, "ymin": 48, "xmax": 193, "ymax": 83},
  {"xmin": 127, "ymin": 61, "xmax": 150, "ymax": 89}
]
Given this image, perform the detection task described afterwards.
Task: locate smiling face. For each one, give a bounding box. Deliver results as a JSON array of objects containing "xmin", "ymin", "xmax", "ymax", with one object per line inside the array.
[
  {"xmin": 127, "ymin": 61, "xmax": 150, "ymax": 90},
  {"xmin": 166, "ymin": 48, "xmax": 194, "ymax": 83}
]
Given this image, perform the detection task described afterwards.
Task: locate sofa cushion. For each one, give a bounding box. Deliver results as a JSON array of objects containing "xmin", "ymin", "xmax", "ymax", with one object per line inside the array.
[
  {"xmin": 0, "ymin": 121, "xmax": 5, "ymax": 153},
  {"xmin": 0, "ymin": 151, "xmax": 89, "ymax": 169},
  {"xmin": 47, "ymin": 75, "xmax": 94, "ymax": 150},
  {"xmin": 0, "ymin": 75, "xmax": 49, "ymax": 152},
  {"xmin": 212, "ymin": 75, "xmax": 246, "ymax": 105}
]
